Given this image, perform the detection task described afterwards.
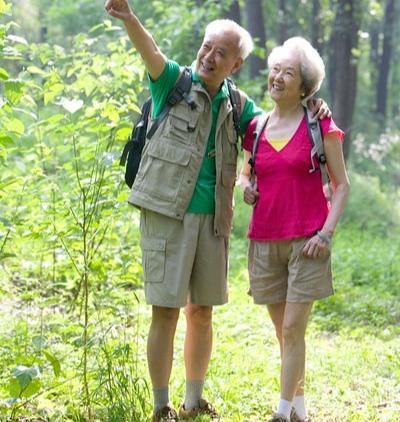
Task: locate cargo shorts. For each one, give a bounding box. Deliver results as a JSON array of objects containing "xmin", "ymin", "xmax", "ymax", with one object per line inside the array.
[
  {"xmin": 248, "ymin": 237, "xmax": 334, "ymax": 304},
  {"xmin": 139, "ymin": 209, "xmax": 229, "ymax": 308}
]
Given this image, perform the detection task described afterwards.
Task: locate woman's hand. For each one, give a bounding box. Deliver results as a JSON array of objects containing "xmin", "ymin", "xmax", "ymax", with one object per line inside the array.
[
  {"xmin": 244, "ymin": 185, "xmax": 259, "ymax": 206},
  {"xmin": 302, "ymin": 232, "xmax": 330, "ymax": 258}
]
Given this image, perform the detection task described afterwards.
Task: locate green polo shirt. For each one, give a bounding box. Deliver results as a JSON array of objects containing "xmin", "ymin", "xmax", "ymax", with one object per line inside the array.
[{"xmin": 149, "ymin": 59, "xmax": 261, "ymax": 214}]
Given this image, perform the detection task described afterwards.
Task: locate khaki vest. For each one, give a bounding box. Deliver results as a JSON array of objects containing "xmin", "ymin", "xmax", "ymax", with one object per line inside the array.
[{"xmin": 128, "ymin": 82, "xmax": 240, "ymax": 238}]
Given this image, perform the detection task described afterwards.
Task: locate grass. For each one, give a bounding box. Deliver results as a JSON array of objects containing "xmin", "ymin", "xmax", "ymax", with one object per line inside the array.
[{"xmin": 1, "ymin": 205, "xmax": 399, "ymax": 421}]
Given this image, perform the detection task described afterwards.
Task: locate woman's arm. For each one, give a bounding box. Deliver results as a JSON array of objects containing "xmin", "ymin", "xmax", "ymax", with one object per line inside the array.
[
  {"xmin": 320, "ymin": 132, "xmax": 350, "ymax": 236},
  {"xmin": 303, "ymin": 132, "xmax": 350, "ymax": 258}
]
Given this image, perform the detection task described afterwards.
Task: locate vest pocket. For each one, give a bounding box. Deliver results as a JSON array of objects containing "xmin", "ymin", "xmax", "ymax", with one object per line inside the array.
[
  {"xmin": 166, "ymin": 105, "xmax": 200, "ymax": 143},
  {"xmin": 141, "ymin": 237, "xmax": 166, "ymax": 283},
  {"xmin": 139, "ymin": 142, "xmax": 191, "ymax": 201}
]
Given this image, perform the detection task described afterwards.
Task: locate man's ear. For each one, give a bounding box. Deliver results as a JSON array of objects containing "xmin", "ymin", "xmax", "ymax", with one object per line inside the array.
[{"xmin": 231, "ymin": 57, "xmax": 244, "ymax": 75}]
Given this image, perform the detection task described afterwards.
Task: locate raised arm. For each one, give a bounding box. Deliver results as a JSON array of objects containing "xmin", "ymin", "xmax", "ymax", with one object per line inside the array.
[{"xmin": 105, "ymin": 0, "xmax": 166, "ymax": 80}]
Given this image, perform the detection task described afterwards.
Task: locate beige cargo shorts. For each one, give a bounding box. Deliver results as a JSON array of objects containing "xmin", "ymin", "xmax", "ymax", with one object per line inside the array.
[
  {"xmin": 140, "ymin": 209, "xmax": 229, "ymax": 308},
  {"xmin": 248, "ymin": 237, "xmax": 333, "ymax": 304}
]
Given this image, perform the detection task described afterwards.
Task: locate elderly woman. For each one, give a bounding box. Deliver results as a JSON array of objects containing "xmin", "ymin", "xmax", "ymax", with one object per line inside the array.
[{"xmin": 239, "ymin": 37, "xmax": 349, "ymax": 422}]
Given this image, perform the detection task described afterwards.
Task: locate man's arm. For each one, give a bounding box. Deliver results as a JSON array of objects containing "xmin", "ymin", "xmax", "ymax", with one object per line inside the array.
[{"xmin": 105, "ymin": 0, "xmax": 166, "ymax": 80}]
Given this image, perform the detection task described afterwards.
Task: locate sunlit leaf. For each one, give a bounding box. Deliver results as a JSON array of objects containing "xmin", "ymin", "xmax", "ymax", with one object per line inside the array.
[
  {"xmin": 58, "ymin": 97, "xmax": 84, "ymax": 114},
  {"xmin": 27, "ymin": 66, "xmax": 47, "ymax": 76},
  {"xmin": 6, "ymin": 117, "xmax": 24, "ymax": 135},
  {"xmin": 43, "ymin": 350, "xmax": 61, "ymax": 377},
  {"xmin": 6, "ymin": 34, "xmax": 28, "ymax": 45}
]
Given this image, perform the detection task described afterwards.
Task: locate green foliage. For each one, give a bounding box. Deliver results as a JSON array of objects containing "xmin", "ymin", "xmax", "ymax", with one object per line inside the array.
[{"xmin": 341, "ymin": 171, "xmax": 400, "ymax": 235}]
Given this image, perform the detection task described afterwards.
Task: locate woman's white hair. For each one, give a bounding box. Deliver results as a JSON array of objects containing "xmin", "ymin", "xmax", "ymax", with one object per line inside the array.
[
  {"xmin": 205, "ymin": 19, "xmax": 254, "ymax": 60},
  {"xmin": 268, "ymin": 36, "xmax": 325, "ymax": 99}
]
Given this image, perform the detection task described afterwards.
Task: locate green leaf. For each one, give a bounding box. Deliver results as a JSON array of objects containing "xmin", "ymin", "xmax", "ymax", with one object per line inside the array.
[
  {"xmin": 58, "ymin": 97, "xmax": 83, "ymax": 114},
  {"xmin": 9, "ymin": 378, "xmax": 20, "ymax": 398},
  {"xmin": 6, "ymin": 34, "xmax": 28, "ymax": 45},
  {"xmin": 12, "ymin": 365, "xmax": 41, "ymax": 392},
  {"xmin": 5, "ymin": 79, "xmax": 24, "ymax": 104},
  {"xmin": 32, "ymin": 335, "xmax": 47, "ymax": 350},
  {"xmin": 6, "ymin": 117, "xmax": 24, "ymax": 135},
  {"xmin": 22, "ymin": 379, "xmax": 41, "ymax": 398},
  {"xmin": 0, "ymin": 67, "xmax": 9, "ymax": 80},
  {"xmin": 26, "ymin": 66, "xmax": 47, "ymax": 76},
  {"xmin": 44, "ymin": 83, "xmax": 64, "ymax": 105},
  {"xmin": 0, "ymin": 134, "xmax": 14, "ymax": 146},
  {"xmin": 0, "ymin": 0, "xmax": 9, "ymax": 15},
  {"xmin": 43, "ymin": 350, "xmax": 61, "ymax": 377}
]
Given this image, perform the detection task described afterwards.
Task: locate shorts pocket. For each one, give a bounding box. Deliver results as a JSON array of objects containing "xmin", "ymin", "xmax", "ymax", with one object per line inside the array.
[{"xmin": 141, "ymin": 237, "xmax": 166, "ymax": 283}]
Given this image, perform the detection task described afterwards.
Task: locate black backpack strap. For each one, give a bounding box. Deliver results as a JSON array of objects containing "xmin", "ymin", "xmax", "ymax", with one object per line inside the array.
[
  {"xmin": 227, "ymin": 78, "xmax": 243, "ymax": 145},
  {"xmin": 146, "ymin": 66, "xmax": 193, "ymax": 140},
  {"xmin": 304, "ymin": 106, "xmax": 331, "ymax": 197},
  {"xmin": 249, "ymin": 113, "xmax": 269, "ymax": 176},
  {"xmin": 120, "ymin": 97, "xmax": 152, "ymax": 166}
]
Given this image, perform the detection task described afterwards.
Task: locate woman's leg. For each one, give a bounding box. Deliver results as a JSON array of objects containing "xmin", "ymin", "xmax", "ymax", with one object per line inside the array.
[{"xmin": 280, "ymin": 302, "xmax": 313, "ymax": 401}]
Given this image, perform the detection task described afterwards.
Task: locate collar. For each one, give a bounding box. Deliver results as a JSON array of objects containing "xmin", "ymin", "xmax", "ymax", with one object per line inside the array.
[{"xmin": 190, "ymin": 62, "xmax": 230, "ymax": 100}]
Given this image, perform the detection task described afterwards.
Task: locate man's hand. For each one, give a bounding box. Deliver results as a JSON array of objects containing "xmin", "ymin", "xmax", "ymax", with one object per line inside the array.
[
  {"xmin": 105, "ymin": 0, "xmax": 133, "ymax": 22},
  {"xmin": 307, "ymin": 98, "xmax": 332, "ymax": 120}
]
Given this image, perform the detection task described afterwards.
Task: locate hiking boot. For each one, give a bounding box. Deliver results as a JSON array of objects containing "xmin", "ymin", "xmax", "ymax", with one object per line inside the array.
[
  {"xmin": 267, "ymin": 414, "xmax": 290, "ymax": 422},
  {"xmin": 290, "ymin": 408, "xmax": 310, "ymax": 422},
  {"xmin": 152, "ymin": 405, "xmax": 179, "ymax": 422},
  {"xmin": 179, "ymin": 398, "xmax": 220, "ymax": 420}
]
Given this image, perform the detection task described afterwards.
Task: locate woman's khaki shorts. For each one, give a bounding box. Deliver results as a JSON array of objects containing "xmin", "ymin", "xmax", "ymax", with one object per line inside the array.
[
  {"xmin": 140, "ymin": 209, "xmax": 229, "ymax": 308},
  {"xmin": 248, "ymin": 237, "xmax": 333, "ymax": 304}
]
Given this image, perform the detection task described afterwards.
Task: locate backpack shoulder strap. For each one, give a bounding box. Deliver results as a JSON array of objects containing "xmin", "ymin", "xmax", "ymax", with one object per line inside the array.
[
  {"xmin": 226, "ymin": 78, "xmax": 243, "ymax": 144},
  {"xmin": 120, "ymin": 97, "xmax": 152, "ymax": 166},
  {"xmin": 249, "ymin": 112, "xmax": 269, "ymax": 174},
  {"xmin": 146, "ymin": 66, "xmax": 193, "ymax": 139},
  {"xmin": 304, "ymin": 107, "xmax": 331, "ymax": 193}
]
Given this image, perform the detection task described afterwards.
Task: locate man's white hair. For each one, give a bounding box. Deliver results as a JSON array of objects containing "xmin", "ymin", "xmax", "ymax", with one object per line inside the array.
[
  {"xmin": 268, "ymin": 36, "xmax": 325, "ymax": 99},
  {"xmin": 205, "ymin": 19, "xmax": 254, "ymax": 60}
]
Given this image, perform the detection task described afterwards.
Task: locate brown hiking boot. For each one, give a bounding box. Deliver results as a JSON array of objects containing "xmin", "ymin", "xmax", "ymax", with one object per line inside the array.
[
  {"xmin": 290, "ymin": 408, "xmax": 310, "ymax": 422},
  {"xmin": 267, "ymin": 414, "xmax": 290, "ymax": 422},
  {"xmin": 179, "ymin": 398, "xmax": 219, "ymax": 420},
  {"xmin": 152, "ymin": 405, "xmax": 179, "ymax": 422}
]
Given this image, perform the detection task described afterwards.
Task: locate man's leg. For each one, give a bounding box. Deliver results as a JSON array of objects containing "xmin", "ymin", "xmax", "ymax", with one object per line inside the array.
[
  {"xmin": 147, "ymin": 305, "xmax": 180, "ymax": 412},
  {"xmin": 183, "ymin": 304, "xmax": 213, "ymax": 408}
]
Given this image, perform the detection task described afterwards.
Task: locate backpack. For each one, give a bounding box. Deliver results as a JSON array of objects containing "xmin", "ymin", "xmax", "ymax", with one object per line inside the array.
[
  {"xmin": 120, "ymin": 67, "xmax": 243, "ymax": 188},
  {"xmin": 249, "ymin": 107, "xmax": 330, "ymax": 196}
]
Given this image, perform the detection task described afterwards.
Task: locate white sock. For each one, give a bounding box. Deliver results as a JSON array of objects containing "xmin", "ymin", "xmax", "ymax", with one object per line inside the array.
[
  {"xmin": 277, "ymin": 398, "xmax": 292, "ymax": 419},
  {"xmin": 293, "ymin": 395, "xmax": 307, "ymax": 420},
  {"xmin": 184, "ymin": 380, "xmax": 204, "ymax": 410},
  {"xmin": 153, "ymin": 386, "xmax": 169, "ymax": 412}
]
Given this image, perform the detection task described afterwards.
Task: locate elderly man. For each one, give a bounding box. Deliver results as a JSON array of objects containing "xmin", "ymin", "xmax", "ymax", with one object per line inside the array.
[{"xmin": 105, "ymin": 1, "xmax": 327, "ymax": 421}]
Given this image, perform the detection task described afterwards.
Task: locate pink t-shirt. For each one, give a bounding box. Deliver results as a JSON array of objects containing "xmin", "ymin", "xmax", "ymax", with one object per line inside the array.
[{"xmin": 243, "ymin": 115, "xmax": 344, "ymax": 241}]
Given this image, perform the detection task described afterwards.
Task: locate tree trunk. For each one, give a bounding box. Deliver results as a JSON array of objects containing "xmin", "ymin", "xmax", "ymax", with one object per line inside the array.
[
  {"xmin": 224, "ymin": 0, "xmax": 241, "ymax": 23},
  {"xmin": 329, "ymin": 0, "xmax": 363, "ymax": 160},
  {"xmin": 376, "ymin": 0, "xmax": 396, "ymax": 119},
  {"xmin": 278, "ymin": 0, "xmax": 288, "ymax": 44},
  {"xmin": 311, "ymin": 0, "xmax": 323, "ymax": 55},
  {"xmin": 245, "ymin": 0, "xmax": 266, "ymax": 78}
]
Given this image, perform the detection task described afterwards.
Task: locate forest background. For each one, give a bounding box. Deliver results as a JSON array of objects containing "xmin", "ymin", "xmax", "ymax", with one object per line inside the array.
[{"xmin": 0, "ymin": 0, "xmax": 399, "ymax": 421}]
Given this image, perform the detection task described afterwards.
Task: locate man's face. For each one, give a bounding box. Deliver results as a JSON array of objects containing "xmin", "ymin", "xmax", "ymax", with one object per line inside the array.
[{"xmin": 195, "ymin": 29, "xmax": 243, "ymax": 93}]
